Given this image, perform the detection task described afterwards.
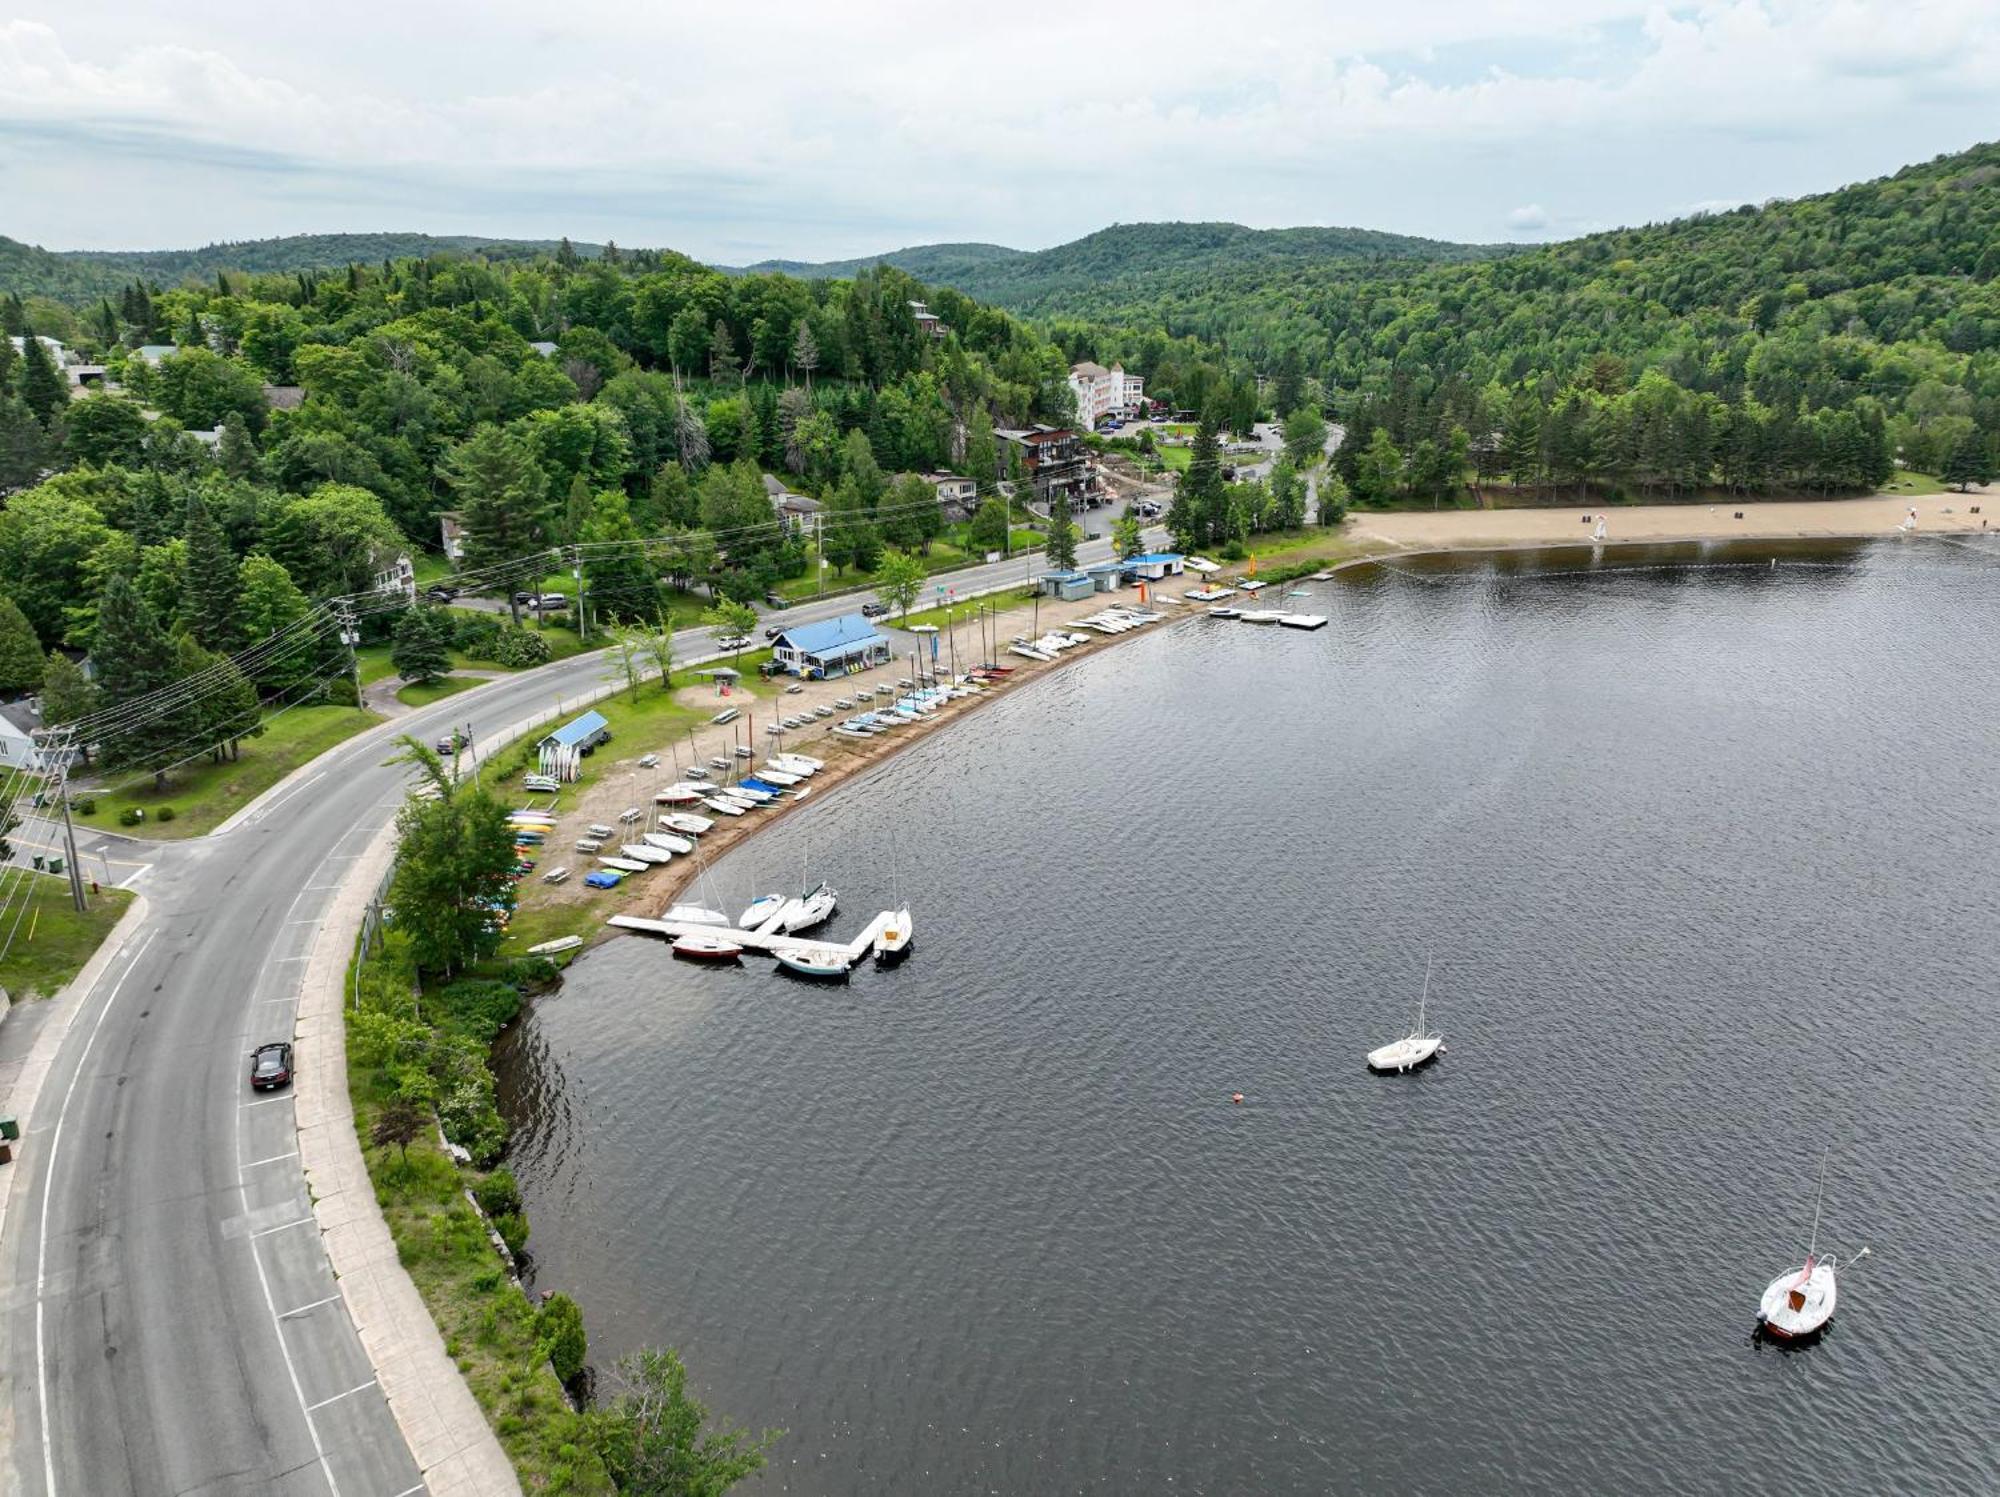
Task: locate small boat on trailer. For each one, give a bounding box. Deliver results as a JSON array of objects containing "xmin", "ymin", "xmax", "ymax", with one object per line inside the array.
[
  {"xmin": 672, "ymin": 932, "xmax": 743, "ymax": 962},
  {"xmin": 774, "ymin": 944, "xmax": 853, "ymax": 980},
  {"xmin": 1756, "ymin": 1151, "xmax": 1868, "ymax": 1344},
  {"xmin": 1367, "ymin": 961, "xmax": 1444, "ymax": 1074}
]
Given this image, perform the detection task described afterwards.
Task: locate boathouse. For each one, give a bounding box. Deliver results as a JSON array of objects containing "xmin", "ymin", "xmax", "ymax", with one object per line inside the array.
[
  {"xmin": 1123, "ymin": 552, "xmax": 1185, "ymax": 581},
  {"xmin": 1085, "ymin": 561, "xmax": 1128, "ymax": 593},
  {"xmin": 1038, "ymin": 570, "xmax": 1096, "ymax": 601},
  {"xmin": 770, "ymin": 613, "xmax": 891, "ymax": 679},
  {"xmin": 541, "ymin": 709, "xmax": 610, "ymax": 754}
]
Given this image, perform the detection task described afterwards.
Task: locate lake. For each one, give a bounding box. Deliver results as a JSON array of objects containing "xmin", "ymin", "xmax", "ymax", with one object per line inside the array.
[{"xmin": 495, "ymin": 538, "xmax": 2000, "ymax": 1495}]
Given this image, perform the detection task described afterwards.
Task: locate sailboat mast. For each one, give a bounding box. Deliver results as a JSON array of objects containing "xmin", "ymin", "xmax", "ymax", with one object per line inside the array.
[
  {"xmin": 1419, "ymin": 955, "xmax": 1432, "ymax": 1032},
  {"xmin": 1806, "ymin": 1147, "xmax": 1830, "ymax": 1258}
]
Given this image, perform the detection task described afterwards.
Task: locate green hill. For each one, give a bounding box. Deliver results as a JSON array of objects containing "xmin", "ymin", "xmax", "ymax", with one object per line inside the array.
[
  {"xmin": 0, "ymin": 232, "xmax": 603, "ymax": 302},
  {"xmin": 729, "ymin": 221, "xmax": 1502, "ymax": 313}
]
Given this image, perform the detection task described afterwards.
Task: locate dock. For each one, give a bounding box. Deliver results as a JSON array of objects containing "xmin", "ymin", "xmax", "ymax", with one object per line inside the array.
[{"xmin": 608, "ymin": 908, "xmax": 898, "ymax": 961}]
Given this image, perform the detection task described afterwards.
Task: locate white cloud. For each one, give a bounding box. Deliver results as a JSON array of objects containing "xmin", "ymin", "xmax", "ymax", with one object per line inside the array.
[
  {"xmin": 1506, "ymin": 204, "xmax": 1551, "ymax": 231},
  {"xmin": 0, "ymin": 2, "xmax": 1994, "ymax": 258}
]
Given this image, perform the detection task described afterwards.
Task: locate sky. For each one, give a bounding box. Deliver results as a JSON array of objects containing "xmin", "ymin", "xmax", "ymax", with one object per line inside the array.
[{"xmin": 1, "ymin": 1, "xmax": 1996, "ymax": 262}]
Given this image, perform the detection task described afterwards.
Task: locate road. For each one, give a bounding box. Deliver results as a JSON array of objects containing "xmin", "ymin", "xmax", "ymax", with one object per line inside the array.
[{"xmin": 0, "ymin": 531, "xmax": 1154, "ymax": 1496}]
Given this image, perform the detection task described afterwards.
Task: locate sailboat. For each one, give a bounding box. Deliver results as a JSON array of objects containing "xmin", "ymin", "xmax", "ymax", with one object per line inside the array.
[
  {"xmin": 874, "ymin": 832, "xmax": 913, "ymax": 962},
  {"xmin": 1757, "ymin": 1150, "xmax": 1867, "ymax": 1343},
  {"xmin": 740, "ymin": 891, "xmax": 786, "ymax": 929},
  {"xmin": 776, "ymin": 879, "xmax": 838, "ymax": 933},
  {"xmin": 1366, "ymin": 959, "xmax": 1444, "ymax": 1074}
]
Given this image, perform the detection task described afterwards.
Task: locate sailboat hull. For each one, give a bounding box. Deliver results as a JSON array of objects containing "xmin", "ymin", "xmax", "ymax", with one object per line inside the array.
[{"xmin": 1757, "ymin": 1262, "xmax": 1838, "ymax": 1341}]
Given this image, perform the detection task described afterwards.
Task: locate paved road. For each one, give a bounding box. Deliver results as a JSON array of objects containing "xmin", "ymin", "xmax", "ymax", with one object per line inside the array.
[{"xmin": 0, "ymin": 531, "xmax": 1162, "ymax": 1496}]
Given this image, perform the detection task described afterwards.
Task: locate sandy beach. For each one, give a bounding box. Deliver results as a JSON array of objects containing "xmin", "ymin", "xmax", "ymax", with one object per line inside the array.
[{"xmin": 1350, "ymin": 488, "xmax": 1992, "ymax": 550}]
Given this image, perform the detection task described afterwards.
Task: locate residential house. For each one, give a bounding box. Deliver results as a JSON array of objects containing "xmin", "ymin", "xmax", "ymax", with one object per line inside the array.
[
  {"xmin": 915, "ymin": 471, "xmax": 979, "ymax": 521},
  {"xmin": 0, "ymin": 699, "xmax": 71, "ymax": 775},
  {"xmin": 769, "ymin": 614, "xmax": 891, "ymax": 679},
  {"xmin": 439, "ymin": 511, "xmax": 467, "ymax": 563},
  {"xmin": 908, "ymin": 301, "xmax": 948, "ymax": 340},
  {"xmin": 7, "ymin": 334, "xmax": 67, "ymax": 365},
  {"xmin": 262, "ymin": 384, "xmax": 306, "ymax": 411},
  {"xmin": 995, "ymin": 426, "xmax": 1099, "ymax": 508},
  {"xmin": 763, "ymin": 473, "xmax": 822, "ymax": 535},
  {"xmin": 132, "ymin": 344, "xmax": 181, "ymax": 366},
  {"xmin": 372, "ymin": 553, "xmax": 417, "ymax": 601}
]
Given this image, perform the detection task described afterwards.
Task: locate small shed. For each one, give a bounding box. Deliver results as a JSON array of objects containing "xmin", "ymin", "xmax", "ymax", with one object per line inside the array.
[
  {"xmin": 1085, "ymin": 561, "xmax": 1128, "ymax": 593},
  {"xmin": 1038, "ymin": 570, "xmax": 1095, "ymax": 601},
  {"xmin": 1124, "ymin": 552, "xmax": 1186, "ymax": 581},
  {"xmin": 542, "ymin": 709, "xmax": 610, "ymax": 753},
  {"xmin": 770, "ymin": 614, "xmax": 891, "ymax": 679}
]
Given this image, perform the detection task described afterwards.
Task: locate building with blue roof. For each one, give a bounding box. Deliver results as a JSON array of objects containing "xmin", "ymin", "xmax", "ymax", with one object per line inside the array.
[
  {"xmin": 541, "ymin": 709, "xmax": 610, "ymax": 751},
  {"xmin": 770, "ymin": 613, "xmax": 891, "ymax": 678},
  {"xmin": 1123, "ymin": 552, "xmax": 1185, "ymax": 580},
  {"xmin": 1038, "ymin": 570, "xmax": 1096, "ymax": 601}
]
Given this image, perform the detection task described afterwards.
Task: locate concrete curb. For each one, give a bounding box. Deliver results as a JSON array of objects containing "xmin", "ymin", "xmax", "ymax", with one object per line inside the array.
[
  {"xmin": 295, "ymin": 826, "xmax": 524, "ymax": 1497},
  {"xmin": 0, "ymin": 893, "xmax": 151, "ymax": 1253}
]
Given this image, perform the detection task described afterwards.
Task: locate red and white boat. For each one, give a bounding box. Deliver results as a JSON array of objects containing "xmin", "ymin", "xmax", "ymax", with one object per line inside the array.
[{"xmin": 671, "ymin": 932, "xmax": 743, "ymax": 962}]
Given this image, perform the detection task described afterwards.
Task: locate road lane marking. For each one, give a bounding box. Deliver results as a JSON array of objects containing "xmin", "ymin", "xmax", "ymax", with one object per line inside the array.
[
  {"xmin": 390, "ymin": 1485, "xmax": 426, "ymax": 1497},
  {"xmin": 34, "ymin": 925, "xmax": 158, "ymax": 1497},
  {"xmin": 280, "ymin": 1294, "xmax": 343, "ymax": 1319},
  {"xmin": 249, "ymin": 1215, "xmax": 316, "ymax": 1240},
  {"xmin": 304, "ymin": 1379, "xmax": 377, "ymax": 1413},
  {"xmin": 241, "ymin": 1151, "xmax": 300, "ymax": 1170},
  {"xmin": 240, "ymin": 1094, "xmax": 293, "ymax": 1108},
  {"xmin": 245, "ymin": 1226, "xmax": 342, "ymax": 1497},
  {"xmin": 243, "ymin": 768, "xmax": 327, "ymax": 826}
]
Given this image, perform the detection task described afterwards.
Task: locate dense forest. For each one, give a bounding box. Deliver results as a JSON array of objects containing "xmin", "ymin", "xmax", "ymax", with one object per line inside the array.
[{"xmin": 0, "ymin": 232, "xmax": 620, "ymax": 304}]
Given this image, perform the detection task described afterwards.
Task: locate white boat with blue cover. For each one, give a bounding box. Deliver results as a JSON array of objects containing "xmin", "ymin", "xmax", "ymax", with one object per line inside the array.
[{"xmin": 740, "ymin": 892, "xmax": 786, "ymax": 929}]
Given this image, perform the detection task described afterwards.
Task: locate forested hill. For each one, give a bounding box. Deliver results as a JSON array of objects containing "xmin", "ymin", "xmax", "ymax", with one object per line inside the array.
[
  {"xmin": 730, "ymin": 221, "xmax": 1505, "ymax": 311},
  {"xmin": 0, "ymin": 233, "xmax": 607, "ymax": 302}
]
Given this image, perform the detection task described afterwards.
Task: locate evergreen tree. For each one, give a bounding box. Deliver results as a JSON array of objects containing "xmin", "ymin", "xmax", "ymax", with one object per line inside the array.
[
  {"xmin": 0, "ymin": 396, "xmax": 51, "ymax": 491},
  {"xmin": 445, "ymin": 424, "xmax": 548, "ymax": 625},
  {"xmin": 217, "ymin": 410, "xmax": 259, "ymax": 477},
  {"xmin": 791, "ymin": 320, "xmax": 819, "ymax": 387},
  {"xmin": 181, "ymin": 492, "xmax": 241, "ymax": 650},
  {"xmin": 964, "ymin": 406, "xmax": 999, "ymax": 496},
  {"xmin": 0, "ymin": 595, "xmax": 46, "ymax": 691},
  {"xmin": 17, "ymin": 327, "xmax": 67, "ymax": 425},
  {"xmin": 92, "ymin": 572, "xmax": 191, "ymax": 786},
  {"xmin": 967, "ymin": 496, "xmax": 1010, "ymax": 553},
  {"xmin": 40, "ymin": 649, "xmax": 100, "ymax": 763},
  {"xmin": 1171, "ymin": 411, "xmax": 1225, "ymax": 549},
  {"xmin": 237, "ymin": 554, "xmax": 317, "ymax": 694},
  {"xmin": 1272, "ymin": 348, "xmax": 1305, "ymax": 419},
  {"xmin": 1045, "ymin": 487, "xmax": 1078, "ymax": 571},
  {"xmin": 1940, "ymin": 431, "xmax": 1995, "ymax": 491},
  {"xmin": 582, "ymin": 489, "xmax": 659, "ymax": 624},
  {"xmin": 390, "ymin": 605, "xmax": 452, "ymax": 685},
  {"xmin": 708, "ymin": 321, "xmax": 741, "ymax": 385}
]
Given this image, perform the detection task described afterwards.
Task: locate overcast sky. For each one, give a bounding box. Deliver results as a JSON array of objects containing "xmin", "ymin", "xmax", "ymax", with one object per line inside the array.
[{"xmin": 2, "ymin": 1, "xmax": 1995, "ymax": 262}]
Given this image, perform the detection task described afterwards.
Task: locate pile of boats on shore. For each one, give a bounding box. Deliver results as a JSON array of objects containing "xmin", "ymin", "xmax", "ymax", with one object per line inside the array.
[{"xmin": 1007, "ymin": 604, "xmax": 1167, "ymax": 662}]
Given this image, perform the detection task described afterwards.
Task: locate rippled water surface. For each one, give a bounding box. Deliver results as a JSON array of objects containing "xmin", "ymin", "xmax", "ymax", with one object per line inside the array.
[{"xmin": 496, "ymin": 538, "xmax": 2000, "ymax": 1494}]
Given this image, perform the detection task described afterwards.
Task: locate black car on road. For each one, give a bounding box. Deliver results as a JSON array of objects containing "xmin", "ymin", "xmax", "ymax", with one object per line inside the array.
[{"xmin": 249, "ymin": 1041, "xmax": 294, "ymax": 1092}]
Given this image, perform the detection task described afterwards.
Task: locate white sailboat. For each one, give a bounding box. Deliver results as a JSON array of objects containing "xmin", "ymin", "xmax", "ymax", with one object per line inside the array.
[
  {"xmin": 776, "ymin": 879, "xmax": 838, "ymax": 933},
  {"xmin": 1757, "ymin": 1150, "xmax": 1867, "ymax": 1343},
  {"xmin": 643, "ymin": 832, "xmax": 695, "ymax": 854},
  {"xmin": 774, "ymin": 943, "xmax": 853, "ymax": 979},
  {"xmin": 740, "ymin": 892, "xmax": 786, "ymax": 929},
  {"xmin": 664, "ymin": 903, "xmax": 731, "ymax": 926},
  {"xmin": 1366, "ymin": 960, "xmax": 1444, "ymax": 1074}
]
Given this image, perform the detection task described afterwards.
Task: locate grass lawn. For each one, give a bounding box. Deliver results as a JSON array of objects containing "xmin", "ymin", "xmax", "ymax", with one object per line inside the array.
[
  {"xmin": 894, "ymin": 588, "xmax": 1038, "ymax": 633},
  {"xmin": 1158, "ymin": 447, "xmax": 1192, "ymax": 472},
  {"xmin": 396, "ymin": 674, "xmax": 481, "ymax": 708},
  {"xmin": 0, "ymin": 879, "xmax": 135, "ymax": 999},
  {"xmin": 1882, "ymin": 470, "xmax": 1947, "ymax": 496},
  {"xmin": 74, "ymin": 704, "xmax": 383, "ymax": 839}
]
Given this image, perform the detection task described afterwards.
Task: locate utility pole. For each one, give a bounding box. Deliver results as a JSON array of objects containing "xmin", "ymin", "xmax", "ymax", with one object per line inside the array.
[
  {"xmin": 815, "ymin": 513, "xmax": 825, "ymax": 600},
  {"xmin": 48, "ymin": 741, "xmax": 87, "ymax": 911},
  {"xmin": 569, "ymin": 546, "xmax": 588, "ymax": 643},
  {"xmin": 335, "ymin": 601, "xmax": 362, "ymax": 706}
]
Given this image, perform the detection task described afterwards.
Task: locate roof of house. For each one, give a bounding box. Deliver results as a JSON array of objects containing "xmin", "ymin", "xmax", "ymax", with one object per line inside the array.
[
  {"xmin": 923, "ymin": 471, "xmax": 971, "ymax": 485},
  {"xmin": 775, "ymin": 494, "xmax": 821, "ymax": 515},
  {"xmin": 262, "ymin": 383, "xmax": 305, "ymax": 410},
  {"xmin": 134, "ymin": 344, "xmax": 180, "ymax": 363},
  {"xmin": 0, "ymin": 699, "xmax": 42, "ymax": 739},
  {"xmin": 774, "ymin": 614, "xmax": 887, "ymax": 658},
  {"xmin": 543, "ymin": 709, "xmax": 609, "ymax": 748},
  {"xmin": 439, "ymin": 512, "xmax": 466, "ymax": 538},
  {"xmin": 527, "ymin": 340, "xmax": 559, "ymax": 357},
  {"xmin": 1071, "ymin": 361, "xmax": 1110, "ymax": 378},
  {"xmin": 1126, "ymin": 552, "xmax": 1184, "ymax": 565}
]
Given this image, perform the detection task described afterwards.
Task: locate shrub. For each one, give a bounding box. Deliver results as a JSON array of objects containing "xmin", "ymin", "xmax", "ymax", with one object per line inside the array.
[
  {"xmin": 434, "ymin": 978, "xmax": 523, "ymax": 1043},
  {"xmin": 154, "ymin": 806, "xmax": 175, "ymax": 823},
  {"xmin": 535, "ymin": 1293, "xmax": 588, "ymax": 1385},
  {"xmin": 118, "ymin": 807, "xmax": 143, "ymax": 826},
  {"xmin": 491, "ymin": 626, "xmax": 551, "ymax": 668},
  {"xmin": 1219, "ymin": 539, "xmax": 1245, "ymax": 561},
  {"xmin": 322, "ymin": 676, "xmax": 360, "ymax": 707},
  {"xmin": 494, "ymin": 1211, "xmax": 529, "ymax": 1259},
  {"xmin": 74, "ymin": 796, "xmax": 95, "ymax": 815},
  {"xmin": 452, "ymin": 610, "xmax": 503, "ymax": 656},
  {"xmin": 476, "ymin": 1167, "xmax": 523, "ymax": 1220},
  {"xmin": 499, "ymin": 956, "xmax": 560, "ymax": 994}
]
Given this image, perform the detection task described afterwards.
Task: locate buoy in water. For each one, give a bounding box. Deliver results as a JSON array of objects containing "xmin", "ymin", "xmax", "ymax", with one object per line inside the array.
[{"xmin": 1231, "ymin": 1092, "xmax": 1244, "ymax": 1105}]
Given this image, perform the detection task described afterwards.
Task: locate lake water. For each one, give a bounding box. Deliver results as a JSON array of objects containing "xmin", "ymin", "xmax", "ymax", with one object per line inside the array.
[{"xmin": 495, "ymin": 538, "xmax": 2000, "ymax": 1495}]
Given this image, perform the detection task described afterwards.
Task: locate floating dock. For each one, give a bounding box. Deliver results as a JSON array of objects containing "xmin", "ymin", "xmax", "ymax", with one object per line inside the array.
[{"xmin": 608, "ymin": 908, "xmax": 899, "ymax": 961}]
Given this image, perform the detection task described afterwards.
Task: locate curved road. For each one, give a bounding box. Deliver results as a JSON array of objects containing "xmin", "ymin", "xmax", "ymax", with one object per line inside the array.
[{"xmin": 0, "ymin": 532, "xmax": 1147, "ymax": 1495}]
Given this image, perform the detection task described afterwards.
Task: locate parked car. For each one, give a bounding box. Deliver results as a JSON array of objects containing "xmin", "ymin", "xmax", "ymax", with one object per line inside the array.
[
  {"xmin": 513, "ymin": 590, "xmax": 535, "ymax": 605},
  {"xmin": 249, "ymin": 1041, "xmax": 294, "ymax": 1092},
  {"xmin": 424, "ymin": 584, "xmax": 458, "ymax": 603},
  {"xmin": 532, "ymin": 592, "xmax": 569, "ymax": 611},
  {"xmin": 763, "ymin": 592, "xmax": 787, "ymax": 610},
  {"xmin": 860, "ymin": 602, "xmax": 889, "ymax": 618}
]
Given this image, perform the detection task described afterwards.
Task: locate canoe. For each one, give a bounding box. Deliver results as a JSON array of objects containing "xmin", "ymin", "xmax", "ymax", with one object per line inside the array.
[{"xmin": 527, "ymin": 935, "xmax": 583, "ymax": 956}]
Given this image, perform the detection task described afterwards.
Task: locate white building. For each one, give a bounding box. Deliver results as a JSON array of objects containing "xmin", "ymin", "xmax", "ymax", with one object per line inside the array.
[{"xmin": 1067, "ymin": 361, "xmax": 1143, "ymax": 429}]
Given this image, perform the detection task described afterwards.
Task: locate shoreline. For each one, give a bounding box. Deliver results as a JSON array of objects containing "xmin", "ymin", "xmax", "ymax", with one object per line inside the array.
[{"xmin": 517, "ymin": 497, "xmax": 1994, "ymax": 949}]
